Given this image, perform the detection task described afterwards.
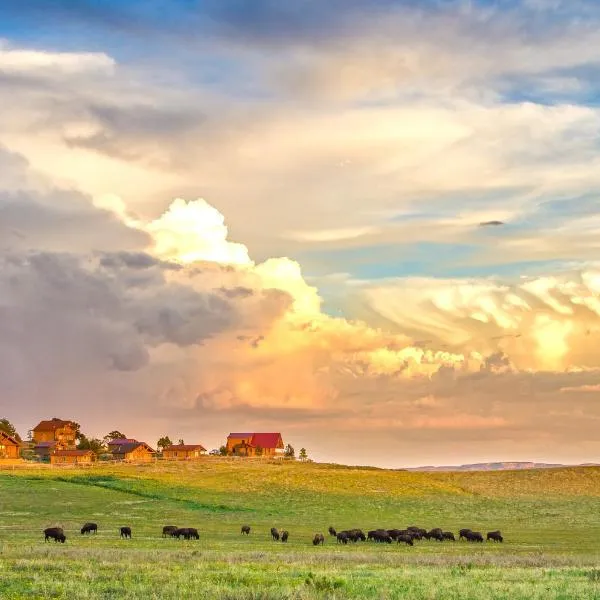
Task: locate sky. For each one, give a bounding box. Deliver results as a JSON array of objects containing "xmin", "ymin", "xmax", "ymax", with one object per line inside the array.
[{"xmin": 1, "ymin": 0, "xmax": 600, "ymax": 468}]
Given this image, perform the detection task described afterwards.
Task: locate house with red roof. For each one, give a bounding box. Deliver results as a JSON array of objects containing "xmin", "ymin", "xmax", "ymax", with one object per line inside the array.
[{"xmin": 225, "ymin": 432, "xmax": 284, "ymax": 457}]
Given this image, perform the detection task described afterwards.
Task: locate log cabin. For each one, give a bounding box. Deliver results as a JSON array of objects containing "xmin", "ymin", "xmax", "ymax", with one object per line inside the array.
[
  {"xmin": 162, "ymin": 444, "xmax": 207, "ymax": 460},
  {"xmin": 110, "ymin": 441, "xmax": 154, "ymax": 462},
  {"xmin": 225, "ymin": 432, "xmax": 284, "ymax": 457},
  {"xmin": 0, "ymin": 430, "xmax": 21, "ymax": 459},
  {"xmin": 50, "ymin": 449, "xmax": 95, "ymax": 464},
  {"xmin": 32, "ymin": 418, "xmax": 77, "ymax": 450}
]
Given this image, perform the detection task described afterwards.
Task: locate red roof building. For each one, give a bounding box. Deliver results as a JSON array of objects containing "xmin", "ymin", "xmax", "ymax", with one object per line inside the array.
[{"xmin": 226, "ymin": 432, "xmax": 284, "ymax": 457}]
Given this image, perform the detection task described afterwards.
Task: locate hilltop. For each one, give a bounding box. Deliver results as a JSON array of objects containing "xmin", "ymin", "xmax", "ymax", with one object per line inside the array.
[{"xmin": 407, "ymin": 461, "xmax": 600, "ymax": 472}]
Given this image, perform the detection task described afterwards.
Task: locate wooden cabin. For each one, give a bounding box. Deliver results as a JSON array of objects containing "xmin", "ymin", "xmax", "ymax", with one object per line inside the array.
[
  {"xmin": 33, "ymin": 441, "xmax": 57, "ymax": 459},
  {"xmin": 162, "ymin": 444, "xmax": 206, "ymax": 460},
  {"xmin": 32, "ymin": 418, "xmax": 77, "ymax": 449},
  {"xmin": 0, "ymin": 431, "xmax": 21, "ymax": 459},
  {"xmin": 50, "ymin": 450, "xmax": 95, "ymax": 464},
  {"xmin": 226, "ymin": 432, "xmax": 284, "ymax": 457},
  {"xmin": 110, "ymin": 441, "xmax": 154, "ymax": 462}
]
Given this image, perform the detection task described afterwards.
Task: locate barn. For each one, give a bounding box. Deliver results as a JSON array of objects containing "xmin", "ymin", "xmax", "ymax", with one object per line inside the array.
[
  {"xmin": 226, "ymin": 433, "xmax": 284, "ymax": 457},
  {"xmin": 162, "ymin": 444, "xmax": 207, "ymax": 460},
  {"xmin": 0, "ymin": 430, "xmax": 21, "ymax": 459},
  {"xmin": 110, "ymin": 441, "xmax": 155, "ymax": 462},
  {"xmin": 50, "ymin": 450, "xmax": 95, "ymax": 464}
]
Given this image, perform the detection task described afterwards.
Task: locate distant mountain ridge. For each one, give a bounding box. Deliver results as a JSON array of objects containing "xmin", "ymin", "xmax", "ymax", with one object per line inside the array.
[{"xmin": 407, "ymin": 461, "xmax": 599, "ymax": 472}]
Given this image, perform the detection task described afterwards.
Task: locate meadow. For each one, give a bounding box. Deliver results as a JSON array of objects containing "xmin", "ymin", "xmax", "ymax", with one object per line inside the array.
[{"xmin": 1, "ymin": 460, "xmax": 599, "ymax": 599}]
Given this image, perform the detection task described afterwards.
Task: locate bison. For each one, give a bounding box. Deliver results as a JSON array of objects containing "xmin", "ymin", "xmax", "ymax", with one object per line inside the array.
[
  {"xmin": 328, "ymin": 526, "xmax": 337, "ymax": 537},
  {"xmin": 347, "ymin": 528, "xmax": 365, "ymax": 542},
  {"xmin": 120, "ymin": 526, "xmax": 132, "ymax": 539},
  {"xmin": 174, "ymin": 527, "xmax": 199, "ymax": 540},
  {"xmin": 80, "ymin": 522, "xmax": 97, "ymax": 535},
  {"xmin": 459, "ymin": 528, "xmax": 472, "ymax": 541},
  {"xmin": 44, "ymin": 527, "xmax": 66, "ymax": 543},
  {"xmin": 163, "ymin": 525, "xmax": 178, "ymax": 537},
  {"xmin": 407, "ymin": 527, "xmax": 426, "ymax": 539},
  {"xmin": 465, "ymin": 530, "xmax": 484, "ymax": 542},
  {"xmin": 270, "ymin": 527, "xmax": 280, "ymax": 541},
  {"xmin": 281, "ymin": 530, "xmax": 289, "ymax": 543},
  {"xmin": 336, "ymin": 531, "xmax": 349, "ymax": 544},
  {"xmin": 397, "ymin": 534, "xmax": 414, "ymax": 546},
  {"xmin": 487, "ymin": 530, "xmax": 503, "ymax": 542},
  {"xmin": 442, "ymin": 531, "xmax": 456, "ymax": 541},
  {"xmin": 426, "ymin": 528, "xmax": 444, "ymax": 542},
  {"xmin": 313, "ymin": 533, "xmax": 325, "ymax": 546},
  {"xmin": 241, "ymin": 525, "xmax": 251, "ymax": 535}
]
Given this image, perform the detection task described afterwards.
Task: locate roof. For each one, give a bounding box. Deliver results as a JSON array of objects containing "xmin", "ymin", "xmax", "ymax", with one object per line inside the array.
[
  {"xmin": 34, "ymin": 441, "xmax": 57, "ymax": 448},
  {"xmin": 250, "ymin": 433, "xmax": 283, "ymax": 449},
  {"xmin": 52, "ymin": 450, "xmax": 94, "ymax": 457},
  {"xmin": 163, "ymin": 444, "xmax": 206, "ymax": 452},
  {"xmin": 111, "ymin": 442, "xmax": 154, "ymax": 455},
  {"xmin": 107, "ymin": 438, "xmax": 138, "ymax": 445},
  {"xmin": 0, "ymin": 431, "xmax": 21, "ymax": 446},
  {"xmin": 227, "ymin": 433, "xmax": 252, "ymax": 439},
  {"xmin": 33, "ymin": 419, "xmax": 74, "ymax": 432}
]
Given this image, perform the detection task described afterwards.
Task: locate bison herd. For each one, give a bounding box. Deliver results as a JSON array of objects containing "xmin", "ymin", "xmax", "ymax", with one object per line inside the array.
[{"xmin": 43, "ymin": 522, "xmax": 503, "ymax": 546}]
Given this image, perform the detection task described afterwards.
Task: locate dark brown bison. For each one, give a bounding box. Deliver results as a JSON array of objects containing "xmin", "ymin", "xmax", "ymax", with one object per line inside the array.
[
  {"xmin": 80, "ymin": 522, "xmax": 97, "ymax": 535},
  {"xmin": 373, "ymin": 531, "xmax": 392, "ymax": 543},
  {"xmin": 407, "ymin": 527, "xmax": 426, "ymax": 539},
  {"xmin": 397, "ymin": 534, "xmax": 414, "ymax": 546},
  {"xmin": 44, "ymin": 527, "xmax": 66, "ymax": 543},
  {"xmin": 241, "ymin": 525, "xmax": 251, "ymax": 535},
  {"xmin": 368, "ymin": 529, "xmax": 386, "ymax": 541},
  {"xmin": 270, "ymin": 527, "xmax": 280, "ymax": 541},
  {"xmin": 328, "ymin": 526, "xmax": 336, "ymax": 537},
  {"xmin": 281, "ymin": 530, "xmax": 289, "ymax": 542},
  {"xmin": 174, "ymin": 527, "xmax": 199, "ymax": 540},
  {"xmin": 442, "ymin": 531, "xmax": 456, "ymax": 541},
  {"xmin": 387, "ymin": 529, "xmax": 403, "ymax": 540},
  {"xmin": 313, "ymin": 533, "xmax": 325, "ymax": 546},
  {"xmin": 336, "ymin": 531, "xmax": 349, "ymax": 544},
  {"xmin": 163, "ymin": 525, "xmax": 178, "ymax": 537},
  {"xmin": 487, "ymin": 530, "xmax": 503, "ymax": 542},
  {"xmin": 459, "ymin": 528, "xmax": 472, "ymax": 541},
  {"xmin": 465, "ymin": 531, "xmax": 484, "ymax": 542},
  {"xmin": 426, "ymin": 528, "xmax": 444, "ymax": 541},
  {"xmin": 347, "ymin": 528, "xmax": 365, "ymax": 542},
  {"xmin": 120, "ymin": 526, "xmax": 132, "ymax": 538}
]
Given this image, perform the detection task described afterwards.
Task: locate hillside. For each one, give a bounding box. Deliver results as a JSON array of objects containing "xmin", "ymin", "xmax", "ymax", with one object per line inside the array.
[
  {"xmin": 407, "ymin": 461, "xmax": 598, "ymax": 472},
  {"xmin": 1, "ymin": 461, "xmax": 600, "ymax": 599}
]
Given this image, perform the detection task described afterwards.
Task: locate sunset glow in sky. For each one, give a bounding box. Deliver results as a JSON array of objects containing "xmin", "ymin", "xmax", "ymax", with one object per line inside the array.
[{"xmin": 2, "ymin": 1, "xmax": 600, "ymax": 467}]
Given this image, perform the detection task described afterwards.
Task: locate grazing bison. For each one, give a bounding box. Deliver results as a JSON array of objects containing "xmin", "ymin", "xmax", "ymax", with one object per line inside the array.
[
  {"xmin": 465, "ymin": 531, "xmax": 484, "ymax": 543},
  {"xmin": 174, "ymin": 527, "xmax": 199, "ymax": 540},
  {"xmin": 80, "ymin": 522, "xmax": 97, "ymax": 535},
  {"xmin": 44, "ymin": 527, "xmax": 66, "ymax": 543},
  {"xmin": 459, "ymin": 528, "xmax": 472, "ymax": 541},
  {"xmin": 270, "ymin": 527, "xmax": 280, "ymax": 541},
  {"xmin": 374, "ymin": 531, "xmax": 392, "ymax": 543},
  {"xmin": 336, "ymin": 531, "xmax": 349, "ymax": 545},
  {"xmin": 120, "ymin": 527, "xmax": 132, "ymax": 539},
  {"xmin": 313, "ymin": 533, "xmax": 325, "ymax": 546},
  {"xmin": 426, "ymin": 528, "xmax": 444, "ymax": 542},
  {"xmin": 163, "ymin": 525, "xmax": 178, "ymax": 537},
  {"xmin": 367, "ymin": 529, "xmax": 386, "ymax": 541},
  {"xmin": 397, "ymin": 534, "xmax": 414, "ymax": 546},
  {"xmin": 442, "ymin": 531, "xmax": 456, "ymax": 541},
  {"xmin": 241, "ymin": 525, "xmax": 251, "ymax": 535},
  {"xmin": 347, "ymin": 528, "xmax": 365, "ymax": 542},
  {"xmin": 407, "ymin": 527, "xmax": 426, "ymax": 540},
  {"xmin": 328, "ymin": 526, "xmax": 337, "ymax": 537},
  {"xmin": 281, "ymin": 530, "xmax": 289, "ymax": 542},
  {"xmin": 487, "ymin": 530, "xmax": 503, "ymax": 542}
]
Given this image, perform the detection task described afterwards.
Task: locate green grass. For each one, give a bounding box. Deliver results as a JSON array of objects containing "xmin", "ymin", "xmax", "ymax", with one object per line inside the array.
[{"xmin": 1, "ymin": 461, "xmax": 600, "ymax": 598}]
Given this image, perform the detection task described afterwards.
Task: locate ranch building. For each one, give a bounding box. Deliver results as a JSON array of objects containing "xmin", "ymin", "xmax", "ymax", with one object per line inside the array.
[
  {"xmin": 33, "ymin": 441, "xmax": 57, "ymax": 459},
  {"xmin": 110, "ymin": 441, "xmax": 155, "ymax": 462},
  {"xmin": 0, "ymin": 430, "xmax": 21, "ymax": 459},
  {"xmin": 50, "ymin": 449, "xmax": 95, "ymax": 464},
  {"xmin": 162, "ymin": 443, "xmax": 207, "ymax": 460},
  {"xmin": 226, "ymin": 433, "xmax": 284, "ymax": 457},
  {"xmin": 32, "ymin": 418, "xmax": 77, "ymax": 450}
]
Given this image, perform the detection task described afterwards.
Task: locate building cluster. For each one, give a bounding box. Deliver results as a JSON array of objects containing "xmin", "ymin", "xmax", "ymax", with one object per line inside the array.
[{"xmin": 0, "ymin": 418, "xmax": 285, "ymax": 464}]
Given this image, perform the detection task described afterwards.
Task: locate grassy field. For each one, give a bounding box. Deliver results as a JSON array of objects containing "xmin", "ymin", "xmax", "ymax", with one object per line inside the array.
[{"xmin": 1, "ymin": 461, "xmax": 600, "ymax": 599}]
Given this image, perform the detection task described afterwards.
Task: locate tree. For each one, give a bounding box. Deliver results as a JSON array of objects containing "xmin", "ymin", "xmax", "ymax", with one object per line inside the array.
[
  {"xmin": 178, "ymin": 438, "xmax": 184, "ymax": 445},
  {"xmin": 156, "ymin": 436, "xmax": 173, "ymax": 452},
  {"xmin": 284, "ymin": 444, "xmax": 295, "ymax": 459},
  {"xmin": 103, "ymin": 431, "xmax": 127, "ymax": 445},
  {"xmin": 77, "ymin": 436, "xmax": 105, "ymax": 454},
  {"xmin": 71, "ymin": 421, "xmax": 83, "ymax": 442},
  {"xmin": 299, "ymin": 448, "xmax": 308, "ymax": 461},
  {"xmin": 0, "ymin": 418, "xmax": 21, "ymax": 442},
  {"xmin": 219, "ymin": 445, "xmax": 228, "ymax": 456}
]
